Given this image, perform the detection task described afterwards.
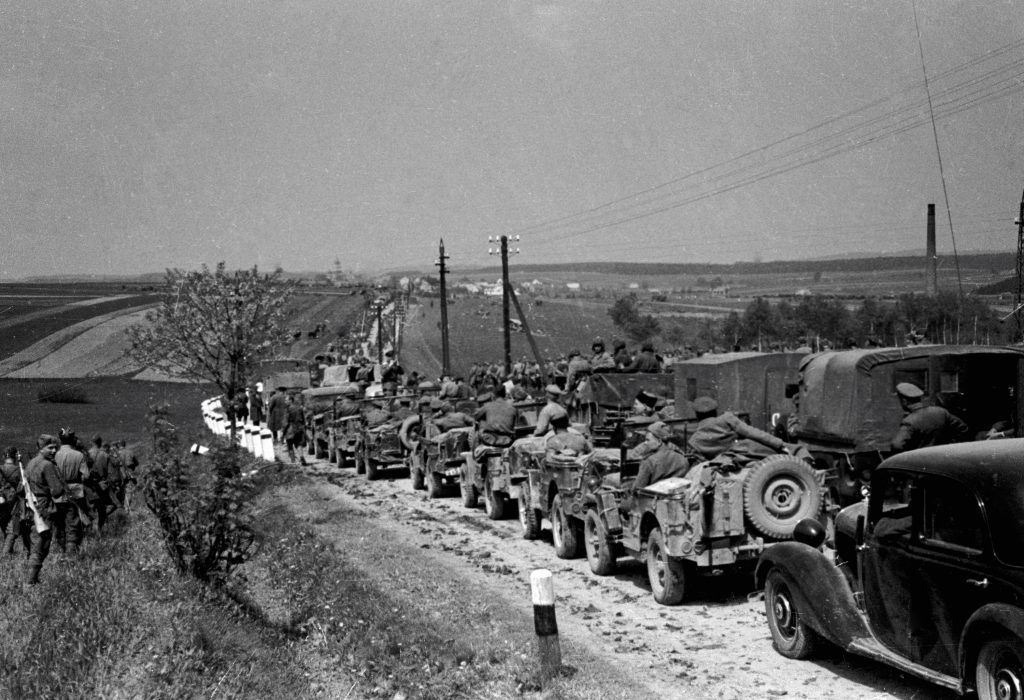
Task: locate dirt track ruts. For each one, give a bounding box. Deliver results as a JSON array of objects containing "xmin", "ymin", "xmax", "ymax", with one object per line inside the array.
[{"xmin": 295, "ymin": 454, "xmax": 955, "ymax": 700}]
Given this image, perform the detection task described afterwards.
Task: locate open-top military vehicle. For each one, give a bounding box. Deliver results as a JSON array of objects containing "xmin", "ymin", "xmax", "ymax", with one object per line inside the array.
[
  {"xmin": 580, "ymin": 423, "xmax": 823, "ymax": 605},
  {"xmin": 301, "ymin": 384, "xmax": 359, "ymax": 461},
  {"xmin": 460, "ymin": 401, "xmax": 544, "ymax": 519},
  {"xmin": 410, "ymin": 425, "xmax": 474, "ymax": 498},
  {"xmin": 794, "ymin": 345, "xmax": 1024, "ymax": 507},
  {"xmin": 356, "ymin": 397, "xmax": 415, "ymax": 480},
  {"xmin": 516, "ymin": 445, "xmax": 628, "ymax": 556}
]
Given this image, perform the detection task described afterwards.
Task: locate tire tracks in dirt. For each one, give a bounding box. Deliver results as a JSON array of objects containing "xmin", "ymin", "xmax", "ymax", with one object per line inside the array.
[{"xmin": 294, "ymin": 455, "xmax": 953, "ymax": 700}]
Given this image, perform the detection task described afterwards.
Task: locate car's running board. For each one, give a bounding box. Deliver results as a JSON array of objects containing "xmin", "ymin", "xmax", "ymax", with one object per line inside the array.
[{"xmin": 846, "ymin": 638, "xmax": 961, "ymax": 692}]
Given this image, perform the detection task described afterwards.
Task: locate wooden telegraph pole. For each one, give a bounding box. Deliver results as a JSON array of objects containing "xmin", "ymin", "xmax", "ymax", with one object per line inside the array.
[
  {"xmin": 375, "ymin": 301, "xmax": 384, "ymax": 363},
  {"xmin": 1016, "ymin": 190, "xmax": 1024, "ymax": 343},
  {"xmin": 436, "ymin": 239, "xmax": 451, "ymax": 377},
  {"xmin": 489, "ymin": 235, "xmax": 518, "ymax": 376}
]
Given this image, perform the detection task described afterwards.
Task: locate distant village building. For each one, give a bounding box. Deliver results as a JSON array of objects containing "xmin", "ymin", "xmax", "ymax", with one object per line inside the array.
[{"xmin": 566, "ymin": 282, "xmax": 581, "ymax": 291}]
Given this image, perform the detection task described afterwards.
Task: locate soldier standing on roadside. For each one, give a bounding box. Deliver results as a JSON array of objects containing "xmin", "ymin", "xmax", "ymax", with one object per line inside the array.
[
  {"xmin": 24, "ymin": 435, "xmax": 63, "ymax": 585},
  {"xmin": 117, "ymin": 440, "xmax": 139, "ymax": 513},
  {"xmin": 88, "ymin": 435, "xmax": 114, "ymax": 533},
  {"xmin": 267, "ymin": 387, "xmax": 289, "ymax": 443},
  {"xmin": 1, "ymin": 447, "xmax": 29, "ymax": 557},
  {"xmin": 54, "ymin": 429, "xmax": 89, "ymax": 555},
  {"xmin": 283, "ymin": 393, "xmax": 307, "ymax": 465}
]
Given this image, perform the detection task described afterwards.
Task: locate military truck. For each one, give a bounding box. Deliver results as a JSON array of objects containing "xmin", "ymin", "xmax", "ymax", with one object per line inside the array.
[
  {"xmin": 569, "ymin": 373, "xmax": 675, "ymax": 445},
  {"xmin": 793, "ymin": 345, "xmax": 1024, "ymax": 507},
  {"xmin": 327, "ymin": 393, "xmax": 373, "ymax": 468},
  {"xmin": 568, "ymin": 352, "xmax": 804, "ymax": 445}
]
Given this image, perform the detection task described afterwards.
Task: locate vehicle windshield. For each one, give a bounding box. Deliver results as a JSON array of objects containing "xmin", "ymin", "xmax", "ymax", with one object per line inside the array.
[{"xmin": 984, "ymin": 478, "xmax": 1024, "ymax": 567}]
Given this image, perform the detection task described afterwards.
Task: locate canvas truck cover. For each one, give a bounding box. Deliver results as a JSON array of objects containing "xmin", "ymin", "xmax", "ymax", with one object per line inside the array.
[
  {"xmin": 321, "ymin": 365, "xmax": 351, "ymax": 386},
  {"xmin": 576, "ymin": 373, "xmax": 674, "ymax": 407},
  {"xmin": 672, "ymin": 351, "xmax": 804, "ymax": 430},
  {"xmin": 301, "ymin": 383, "xmax": 358, "ymax": 412},
  {"xmin": 265, "ymin": 371, "xmax": 311, "ymax": 392},
  {"xmin": 797, "ymin": 345, "xmax": 1024, "ymax": 452}
]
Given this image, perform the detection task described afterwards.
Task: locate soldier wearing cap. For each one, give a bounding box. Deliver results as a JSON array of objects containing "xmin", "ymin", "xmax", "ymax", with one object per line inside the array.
[
  {"xmin": 622, "ymin": 422, "xmax": 689, "ymax": 507},
  {"xmin": 545, "ymin": 414, "xmax": 592, "ymax": 456},
  {"xmin": 891, "ymin": 382, "xmax": 970, "ymax": 453},
  {"xmin": 24, "ymin": 435, "xmax": 63, "ymax": 585},
  {"xmin": 473, "ymin": 384, "xmax": 520, "ymax": 448},
  {"xmin": 267, "ymin": 387, "xmax": 289, "ymax": 442},
  {"xmin": 688, "ymin": 396, "xmax": 790, "ymax": 462},
  {"xmin": 533, "ymin": 384, "xmax": 567, "ymax": 436}
]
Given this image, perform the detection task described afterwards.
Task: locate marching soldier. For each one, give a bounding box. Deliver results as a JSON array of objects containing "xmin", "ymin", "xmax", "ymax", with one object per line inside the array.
[
  {"xmin": 24, "ymin": 435, "xmax": 63, "ymax": 585},
  {"xmin": 54, "ymin": 429, "xmax": 90, "ymax": 555}
]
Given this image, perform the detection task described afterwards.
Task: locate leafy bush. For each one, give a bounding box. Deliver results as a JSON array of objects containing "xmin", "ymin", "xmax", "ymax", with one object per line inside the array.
[
  {"xmin": 36, "ymin": 386, "xmax": 89, "ymax": 403},
  {"xmin": 143, "ymin": 403, "xmax": 260, "ymax": 587}
]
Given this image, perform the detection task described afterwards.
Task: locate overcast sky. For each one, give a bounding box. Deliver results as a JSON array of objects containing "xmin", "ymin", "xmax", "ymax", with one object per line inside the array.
[{"xmin": 1, "ymin": 1, "xmax": 1021, "ymax": 279}]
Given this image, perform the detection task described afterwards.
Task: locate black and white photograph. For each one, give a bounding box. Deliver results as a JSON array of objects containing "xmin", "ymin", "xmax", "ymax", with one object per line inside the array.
[{"xmin": 1, "ymin": 2, "xmax": 1022, "ymax": 698}]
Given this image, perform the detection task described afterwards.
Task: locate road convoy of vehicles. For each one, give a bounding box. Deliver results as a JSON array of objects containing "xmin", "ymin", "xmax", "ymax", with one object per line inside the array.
[{"xmin": 251, "ymin": 342, "xmax": 1024, "ymax": 697}]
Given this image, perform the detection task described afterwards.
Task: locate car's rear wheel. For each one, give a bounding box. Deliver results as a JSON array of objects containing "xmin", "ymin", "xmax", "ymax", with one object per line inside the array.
[
  {"xmin": 976, "ymin": 635, "xmax": 1024, "ymax": 700},
  {"xmin": 646, "ymin": 527, "xmax": 688, "ymax": 605},
  {"xmin": 483, "ymin": 480, "xmax": 506, "ymax": 519},
  {"xmin": 518, "ymin": 488, "xmax": 541, "ymax": 540},
  {"xmin": 764, "ymin": 568, "xmax": 820, "ymax": 659},
  {"xmin": 552, "ymin": 493, "xmax": 581, "ymax": 559},
  {"xmin": 584, "ymin": 509, "xmax": 616, "ymax": 576},
  {"xmin": 744, "ymin": 455, "xmax": 822, "ymax": 540},
  {"xmin": 365, "ymin": 458, "xmax": 379, "ymax": 481}
]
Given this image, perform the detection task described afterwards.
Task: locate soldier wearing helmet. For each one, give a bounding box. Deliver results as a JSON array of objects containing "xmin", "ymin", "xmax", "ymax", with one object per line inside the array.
[{"xmin": 590, "ymin": 338, "xmax": 615, "ymax": 372}]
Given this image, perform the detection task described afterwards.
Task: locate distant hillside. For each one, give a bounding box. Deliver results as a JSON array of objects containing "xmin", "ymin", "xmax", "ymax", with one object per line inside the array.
[{"xmin": 448, "ymin": 252, "xmax": 1015, "ymax": 278}]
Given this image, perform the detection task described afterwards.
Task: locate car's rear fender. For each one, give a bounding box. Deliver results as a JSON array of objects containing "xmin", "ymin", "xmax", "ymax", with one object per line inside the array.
[
  {"xmin": 755, "ymin": 542, "xmax": 869, "ymax": 649},
  {"xmin": 960, "ymin": 603, "xmax": 1024, "ymax": 693}
]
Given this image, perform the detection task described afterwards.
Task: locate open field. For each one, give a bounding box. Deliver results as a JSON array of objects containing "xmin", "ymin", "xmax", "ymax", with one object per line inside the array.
[{"xmin": 0, "ymin": 377, "xmax": 211, "ymax": 451}]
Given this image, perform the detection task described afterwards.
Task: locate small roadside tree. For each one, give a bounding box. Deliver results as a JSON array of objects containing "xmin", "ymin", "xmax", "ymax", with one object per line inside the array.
[{"xmin": 127, "ymin": 263, "xmax": 297, "ymax": 445}]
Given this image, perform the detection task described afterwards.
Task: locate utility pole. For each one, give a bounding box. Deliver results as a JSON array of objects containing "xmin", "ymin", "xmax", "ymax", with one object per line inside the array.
[
  {"xmin": 375, "ymin": 300, "xmax": 384, "ymax": 363},
  {"xmin": 1016, "ymin": 189, "xmax": 1024, "ymax": 342},
  {"xmin": 926, "ymin": 203, "xmax": 937, "ymax": 296},
  {"xmin": 489, "ymin": 234, "xmax": 519, "ymax": 376},
  {"xmin": 436, "ymin": 239, "xmax": 451, "ymax": 377}
]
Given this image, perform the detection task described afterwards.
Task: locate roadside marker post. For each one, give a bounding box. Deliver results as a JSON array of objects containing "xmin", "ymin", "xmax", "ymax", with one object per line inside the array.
[
  {"xmin": 260, "ymin": 428, "xmax": 274, "ymax": 461},
  {"xmin": 530, "ymin": 568, "xmax": 562, "ymax": 683}
]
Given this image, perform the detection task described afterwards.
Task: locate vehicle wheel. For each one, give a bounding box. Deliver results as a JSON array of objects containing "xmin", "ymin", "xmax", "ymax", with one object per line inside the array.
[
  {"xmin": 365, "ymin": 458, "xmax": 379, "ymax": 481},
  {"xmin": 518, "ymin": 488, "xmax": 541, "ymax": 540},
  {"xmin": 646, "ymin": 527, "xmax": 689, "ymax": 605},
  {"xmin": 744, "ymin": 455, "xmax": 823, "ymax": 540},
  {"xmin": 552, "ymin": 493, "xmax": 582, "ymax": 559},
  {"xmin": 328, "ymin": 443, "xmax": 338, "ymax": 464},
  {"xmin": 336, "ymin": 448, "xmax": 348, "ymax": 468},
  {"xmin": 315, "ymin": 440, "xmax": 326, "ymax": 459},
  {"xmin": 483, "ymin": 480, "xmax": 506, "ymax": 520},
  {"xmin": 460, "ymin": 467, "xmax": 478, "ymax": 508},
  {"xmin": 976, "ymin": 635, "xmax": 1024, "ymax": 700},
  {"xmin": 584, "ymin": 509, "xmax": 616, "ymax": 576},
  {"xmin": 764, "ymin": 568, "xmax": 820, "ymax": 659},
  {"xmin": 355, "ymin": 451, "xmax": 366, "ymax": 475},
  {"xmin": 426, "ymin": 470, "xmax": 444, "ymax": 499}
]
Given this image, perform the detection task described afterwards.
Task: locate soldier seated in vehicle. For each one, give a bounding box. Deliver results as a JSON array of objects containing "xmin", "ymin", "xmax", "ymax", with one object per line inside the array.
[
  {"xmin": 688, "ymin": 396, "xmax": 794, "ymax": 469},
  {"xmin": 335, "ymin": 385, "xmax": 362, "ymax": 417},
  {"xmin": 619, "ymin": 421, "xmax": 689, "ymax": 512},
  {"xmin": 545, "ymin": 414, "xmax": 592, "ymax": 457},
  {"xmin": 430, "ymin": 399, "xmax": 475, "ymax": 434},
  {"xmin": 533, "ymin": 384, "xmax": 567, "ymax": 436},
  {"xmin": 473, "ymin": 384, "xmax": 519, "ymax": 450}
]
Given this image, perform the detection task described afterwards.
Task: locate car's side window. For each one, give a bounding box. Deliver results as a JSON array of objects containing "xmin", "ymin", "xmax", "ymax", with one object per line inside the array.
[
  {"xmin": 919, "ymin": 476, "xmax": 985, "ymax": 554},
  {"xmin": 869, "ymin": 471, "xmax": 915, "ymax": 540}
]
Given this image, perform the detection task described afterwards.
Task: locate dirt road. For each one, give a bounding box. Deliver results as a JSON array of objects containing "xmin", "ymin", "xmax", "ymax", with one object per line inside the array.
[{"xmin": 295, "ymin": 455, "xmax": 954, "ymax": 700}]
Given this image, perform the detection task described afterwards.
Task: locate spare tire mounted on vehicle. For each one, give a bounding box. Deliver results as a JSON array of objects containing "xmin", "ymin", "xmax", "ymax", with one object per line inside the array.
[{"xmin": 743, "ymin": 454, "xmax": 822, "ymax": 540}]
